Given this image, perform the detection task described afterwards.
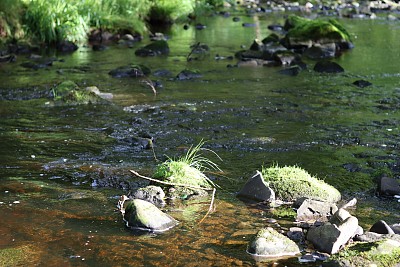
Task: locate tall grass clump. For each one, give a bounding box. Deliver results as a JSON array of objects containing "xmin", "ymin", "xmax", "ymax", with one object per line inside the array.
[
  {"xmin": 0, "ymin": 0, "xmax": 26, "ymax": 41},
  {"xmin": 148, "ymin": 0, "xmax": 195, "ymax": 24},
  {"xmin": 23, "ymin": 0, "xmax": 89, "ymax": 44},
  {"xmin": 153, "ymin": 140, "xmax": 222, "ymax": 189},
  {"xmin": 81, "ymin": 0, "xmax": 151, "ymax": 35}
]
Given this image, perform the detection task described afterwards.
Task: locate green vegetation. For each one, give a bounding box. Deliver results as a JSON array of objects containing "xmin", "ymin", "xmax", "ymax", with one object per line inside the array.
[
  {"xmin": 331, "ymin": 240, "xmax": 400, "ymax": 267},
  {"xmin": 0, "ymin": 0, "xmax": 226, "ymax": 45},
  {"xmin": 153, "ymin": 140, "xmax": 221, "ymax": 189},
  {"xmin": 51, "ymin": 80, "xmax": 106, "ymax": 105},
  {"xmin": 285, "ymin": 14, "xmax": 351, "ymax": 42},
  {"xmin": 261, "ymin": 165, "xmax": 341, "ymax": 202}
]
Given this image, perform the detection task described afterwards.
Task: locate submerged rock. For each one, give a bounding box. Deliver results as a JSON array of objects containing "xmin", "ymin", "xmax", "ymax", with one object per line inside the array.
[
  {"xmin": 135, "ymin": 40, "xmax": 169, "ymax": 57},
  {"xmin": 108, "ymin": 64, "xmax": 151, "ymax": 78},
  {"xmin": 314, "ymin": 61, "xmax": 344, "ymax": 73},
  {"xmin": 56, "ymin": 40, "xmax": 78, "ymax": 53},
  {"xmin": 124, "ymin": 199, "xmax": 178, "ymax": 232},
  {"xmin": 175, "ymin": 69, "xmax": 202, "ymax": 80},
  {"xmin": 237, "ymin": 171, "xmax": 275, "ymax": 202},
  {"xmin": 51, "ymin": 80, "xmax": 109, "ymax": 105},
  {"xmin": 353, "ymin": 79, "xmax": 372, "ymax": 88},
  {"xmin": 247, "ymin": 227, "xmax": 300, "ymax": 258}
]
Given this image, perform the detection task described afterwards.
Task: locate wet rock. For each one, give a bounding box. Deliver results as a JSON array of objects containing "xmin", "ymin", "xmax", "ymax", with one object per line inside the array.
[
  {"xmin": 307, "ymin": 208, "xmax": 359, "ymax": 254},
  {"xmin": 92, "ymin": 44, "xmax": 107, "ymax": 51},
  {"xmin": 56, "ymin": 40, "xmax": 78, "ymax": 53},
  {"xmin": 314, "ymin": 61, "xmax": 344, "ymax": 73},
  {"xmin": 237, "ymin": 60, "xmax": 259, "ymax": 67},
  {"xmin": 21, "ymin": 58, "xmax": 56, "ymax": 70},
  {"xmin": 232, "ymin": 17, "xmax": 240, "ymax": 22},
  {"xmin": 85, "ymin": 86, "xmax": 113, "ymax": 100},
  {"xmin": 353, "ymin": 79, "xmax": 372, "ymax": 88},
  {"xmin": 123, "ymin": 199, "xmax": 178, "ymax": 232},
  {"xmin": 391, "ymin": 224, "xmax": 400, "ymax": 234},
  {"xmin": 195, "ymin": 23, "xmax": 206, "ymax": 30},
  {"xmin": 378, "ymin": 176, "xmax": 400, "ymax": 196},
  {"xmin": 0, "ymin": 54, "xmax": 16, "ymax": 63},
  {"xmin": 294, "ymin": 198, "xmax": 338, "ymax": 221},
  {"xmin": 287, "ymin": 227, "xmax": 304, "ymax": 241},
  {"xmin": 135, "ymin": 40, "xmax": 169, "ymax": 57},
  {"xmin": 262, "ymin": 33, "xmax": 280, "ymax": 45},
  {"xmin": 242, "ymin": 23, "xmax": 256, "ymax": 27},
  {"xmin": 176, "ymin": 69, "xmax": 202, "ymax": 80},
  {"xmin": 303, "ymin": 43, "xmax": 336, "ymax": 59},
  {"xmin": 51, "ymin": 80, "xmax": 108, "ymax": 105},
  {"xmin": 267, "ymin": 24, "xmax": 284, "ymax": 32},
  {"xmin": 278, "ymin": 66, "xmax": 301, "ymax": 76},
  {"xmin": 132, "ymin": 186, "xmax": 166, "ymax": 207},
  {"xmin": 370, "ymin": 220, "xmax": 395, "ymax": 235},
  {"xmin": 273, "ymin": 50, "xmax": 300, "ymax": 65},
  {"xmin": 247, "ymin": 227, "xmax": 301, "ymax": 258},
  {"xmin": 108, "ymin": 65, "xmax": 151, "ymax": 78},
  {"xmin": 237, "ymin": 171, "xmax": 275, "ymax": 203}
]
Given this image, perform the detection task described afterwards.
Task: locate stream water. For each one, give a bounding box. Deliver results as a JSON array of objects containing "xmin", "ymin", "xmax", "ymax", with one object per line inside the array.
[{"xmin": 0, "ymin": 11, "xmax": 400, "ymax": 266}]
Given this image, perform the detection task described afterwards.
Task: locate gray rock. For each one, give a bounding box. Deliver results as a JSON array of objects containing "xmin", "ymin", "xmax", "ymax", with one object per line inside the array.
[
  {"xmin": 307, "ymin": 208, "xmax": 359, "ymax": 254},
  {"xmin": 378, "ymin": 176, "xmax": 400, "ymax": 196},
  {"xmin": 123, "ymin": 199, "xmax": 178, "ymax": 232},
  {"xmin": 132, "ymin": 186, "xmax": 166, "ymax": 207},
  {"xmin": 237, "ymin": 171, "xmax": 275, "ymax": 202},
  {"xmin": 303, "ymin": 43, "xmax": 336, "ymax": 59},
  {"xmin": 135, "ymin": 40, "xmax": 169, "ymax": 57},
  {"xmin": 391, "ymin": 224, "xmax": 400, "ymax": 234},
  {"xmin": 247, "ymin": 227, "xmax": 300, "ymax": 258},
  {"xmin": 295, "ymin": 198, "xmax": 338, "ymax": 221},
  {"xmin": 370, "ymin": 220, "xmax": 395, "ymax": 235}
]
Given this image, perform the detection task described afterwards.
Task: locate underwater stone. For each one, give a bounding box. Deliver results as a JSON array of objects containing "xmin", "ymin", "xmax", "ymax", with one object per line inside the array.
[
  {"xmin": 314, "ymin": 61, "xmax": 344, "ymax": 73},
  {"xmin": 135, "ymin": 40, "xmax": 170, "ymax": 57}
]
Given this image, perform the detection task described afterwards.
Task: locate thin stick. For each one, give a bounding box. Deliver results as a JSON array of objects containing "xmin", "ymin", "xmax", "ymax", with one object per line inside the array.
[
  {"xmin": 198, "ymin": 187, "xmax": 216, "ymax": 224},
  {"xmin": 129, "ymin": 170, "xmax": 213, "ymax": 191}
]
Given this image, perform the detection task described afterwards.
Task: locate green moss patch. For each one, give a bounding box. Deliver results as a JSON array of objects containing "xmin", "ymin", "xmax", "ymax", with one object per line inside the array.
[
  {"xmin": 285, "ymin": 15, "xmax": 351, "ymax": 43},
  {"xmin": 51, "ymin": 80, "xmax": 107, "ymax": 105},
  {"xmin": 261, "ymin": 165, "xmax": 341, "ymax": 202},
  {"xmin": 331, "ymin": 240, "xmax": 400, "ymax": 267}
]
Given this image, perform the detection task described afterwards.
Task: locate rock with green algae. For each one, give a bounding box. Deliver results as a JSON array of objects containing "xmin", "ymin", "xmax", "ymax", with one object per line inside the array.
[
  {"xmin": 123, "ymin": 198, "xmax": 178, "ymax": 232},
  {"xmin": 135, "ymin": 40, "xmax": 169, "ymax": 57},
  {"xmin": 247, "ymin": 227, "xmax": 301, "ymax": 259},
  {"xmin": 261, "ymin": 165, "xmax": 341, "ymax": 203},
  {"xmin": 328, "ymin": 238, "xmax": 400, "ymax": 267},
  {"xmin": 282, "ymin": 15, "xmax": 353, "ymax": 50},
  {"xmin": 51, "ymin": 80, "xmax": 110, "ymax": 105}
]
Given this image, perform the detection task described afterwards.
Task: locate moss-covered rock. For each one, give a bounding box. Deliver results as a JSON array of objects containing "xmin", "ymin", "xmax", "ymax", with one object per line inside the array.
[
  {"xmin": 247, "ymin": 227, "xmax": 301, "ymax": 258},
  {"xmin": 135, "ymin": 40, "xmax": 169, "ymax": 57},
  {"xmin": 124, "ymin": 199, "xmax": 178, "ymax": 232},
  {"xmin": 51, "ymin": 80, "xmax": 108, "ymax": 105},
  {"xmin": 261, "ymin": 165, "xmax": 341, "ymax": 203},
  {"xmin": 283, "ymin": 15, "xmax": 353, "ymax": 50}
]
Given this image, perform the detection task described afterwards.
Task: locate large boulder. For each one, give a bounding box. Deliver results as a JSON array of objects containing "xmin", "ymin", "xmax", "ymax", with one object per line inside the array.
[
  {"xmin": 307, "ymin": 208, "xmax": 359, "ymax": 254},
  {"xmin": 123, "ymin": 199, "xmax": 178, "ymax": 232},
  {"xmin": 261, "ymin": 165, "xmax": 341, "ymax": 203},
  {"xmin": 237, "ymin": 171, "xmax": 275, "ymax": 202},
  {"xmin": 247, "ymin": 227, "xmax": 300, "ymax": 258},
  {"xmin": 294, "ymin": 198, "xmax": 338, "ymax": 221},
  {"xmin": 378, "ymin": 176, "xmax": 400, "ymax": 196}
]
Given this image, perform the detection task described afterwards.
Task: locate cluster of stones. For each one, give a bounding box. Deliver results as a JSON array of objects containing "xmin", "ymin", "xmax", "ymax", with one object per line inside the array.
[{"xmin": 238, "ymin": 170, "xmax": 400, "ymax": 264}]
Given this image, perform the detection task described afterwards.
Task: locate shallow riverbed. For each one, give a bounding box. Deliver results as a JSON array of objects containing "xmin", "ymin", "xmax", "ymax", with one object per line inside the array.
[{"xmin": 0, "ymin": 11, "xmax": 399, "ymax": 266}]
